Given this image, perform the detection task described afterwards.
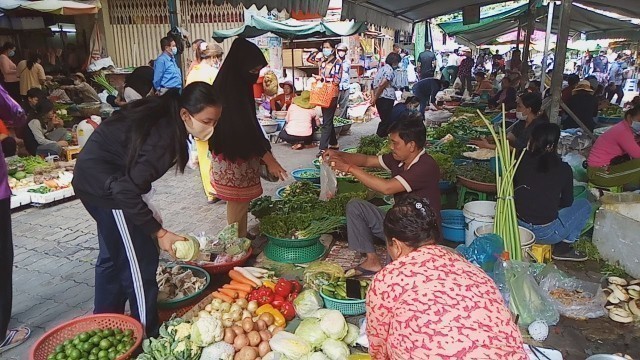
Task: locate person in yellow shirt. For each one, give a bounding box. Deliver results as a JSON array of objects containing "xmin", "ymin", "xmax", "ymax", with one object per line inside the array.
[
  {"xmin": 185, "ymin": 42, "xmax": 224, "ymax": 203},
  {"xmin": 16, "ymin": 54, "xmax": 45, "ymax": 97}
]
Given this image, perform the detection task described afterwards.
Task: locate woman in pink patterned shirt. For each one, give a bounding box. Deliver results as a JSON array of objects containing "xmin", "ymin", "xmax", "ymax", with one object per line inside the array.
[{"xmin": 366, "ymin": 196, "xmax": 527, "ymax": 360}]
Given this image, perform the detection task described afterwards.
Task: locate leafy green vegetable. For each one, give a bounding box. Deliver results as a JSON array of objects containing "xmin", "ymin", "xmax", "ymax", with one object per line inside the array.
[
  {"xmin": 456, "ymin": 162, "xmax": 495, "ymax": 183},
  {"xmin": 356, "ymin": 135, "xmax": 387, "ymax": 155},
  {"xmin": 249, "ymin": 196, "xmax": 276, "ymax": 218},
  {"xmin": 173, "ymin": 236, "xmax": 200, "ymax": 261},
  {"xmin": 428, "ymin": 139, "xmax": 473, "ymax": 159},
  {"xmin": 333, "ymin": 117, "xmax": 351, "ymax": 126},
  {"xmin": 599, "ymin": 105, "xmax": 623, "ymax": 118},
  {"xmin": 282, "ymin": 181, "xmax": 320, "ymax": 199},
  {"xmin": 428, "ymin": 153, "xmax": 456, "ymax": 182},
  {"xmin": 295, "ymin": 318, "xmax": 327, "ymax": 350}
]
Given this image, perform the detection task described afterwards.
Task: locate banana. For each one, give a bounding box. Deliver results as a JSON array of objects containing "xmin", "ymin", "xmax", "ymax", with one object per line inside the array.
[
  {"xmin": 629, "ymin": 299, "xmax": 640, "ymax": 316},
  {"xmin": 626, "ymin": 285, "xmax": 640, "ymax": 291},
  {"xmin": 608, "ymin": 276, "xmax": 628, "ymax": 286},
  {"xmin": 605, "ymin": 304, "xmax": 616, "ymax": 310},
  {"xmin": 609, "ymin": 307, "xmax": 634, "ymax": 323},
  {"xmin": 609, "ymin": 284, "xmax": 630, "ymax": 302},
  {"xmin": 629, "ymin": 289, "xmax": 640, "ymax": 300},
  {"xmin": 607, "ymin": 293, "xmax": 621, "ymax": 304},
  {"xmin": 629, "ymin": 279, "xmax": 640, "ymax": 286}
]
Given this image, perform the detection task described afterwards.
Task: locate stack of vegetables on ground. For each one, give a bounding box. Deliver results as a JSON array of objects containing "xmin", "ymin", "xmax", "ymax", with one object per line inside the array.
[{"xmin": 47, "ymin": 328, "xmax": 136, "ymax": 360}]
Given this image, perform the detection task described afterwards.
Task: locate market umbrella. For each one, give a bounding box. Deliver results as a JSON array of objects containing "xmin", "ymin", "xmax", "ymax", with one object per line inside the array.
[{"xmin": 212, "ymin": 16, "xmax": 366, "ymax": 42}]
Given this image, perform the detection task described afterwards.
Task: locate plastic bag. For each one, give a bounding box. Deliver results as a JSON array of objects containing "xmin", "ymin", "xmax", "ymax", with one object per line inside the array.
[
  {"xmin": 493, "ymin": 260, "xmax": 559, "ymax": 326},
  {"xmin": 142, "ymin": 187, "xmax": 162, "ymax": 224},
  {"xmin": 319, "ymin": 162, "xmax": 337, "ymax": 201},
  {"xmin": 186, "ymin": 136, "xmax": 198, "ymax": 170},
  {"xmin": 456, "ymin": 234, "xmax": 504, "ymax": 274},
  {"xmin": 562, "ymin": 152, "xmax": 587, "ymax": 182},
  {"xmin": 538, "ymin": 264, "xmax": 607, "ymax": 319}
]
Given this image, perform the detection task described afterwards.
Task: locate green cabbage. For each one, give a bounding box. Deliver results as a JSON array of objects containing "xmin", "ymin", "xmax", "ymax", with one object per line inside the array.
[
  {"xmin": 173, "ymin": 236, "xmax": 200, "ymax": 261},
  {"xmin": 269, "ymin": 331, "xmax": 311, "ymax": 359},
  {"xmin": 342, "ymin": 324, "xmax": 360, "ymax": 346},
  {"xmin": 318, "ymin": 310, "xmax": 348, "ymax": 340},
  {"xmin": 293, "ymin": 290, "xmax": 324, "ymax": 319},
  {"xmin": 321, "ymin": 339, "xmax": 350, "ymax": 360},
  {"xmin": 294, "ymin": 318, "xmax": 327, "ymax": 350}
]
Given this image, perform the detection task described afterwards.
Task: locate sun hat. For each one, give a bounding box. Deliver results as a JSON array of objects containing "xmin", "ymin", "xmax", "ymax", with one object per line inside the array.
[
  {"xmin": 279, "ymin": 80, "xmax": 295, "ymax": 92},
  {"xmin": 73, "ymin": 72, "xmax": 86, "ymax": 82},
  {"xmin": 573, "ymin": 80, "xmax": 594, "ymax": 94},
  {"xmin": 292, "ymin": 91, "xmax": 315, "ymax": 109}
]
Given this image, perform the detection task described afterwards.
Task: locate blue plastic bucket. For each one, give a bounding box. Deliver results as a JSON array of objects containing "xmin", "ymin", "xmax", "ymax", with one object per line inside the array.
[{"xmin": 441, "ymin": 209, "xmax": 466, "ymax": 243}]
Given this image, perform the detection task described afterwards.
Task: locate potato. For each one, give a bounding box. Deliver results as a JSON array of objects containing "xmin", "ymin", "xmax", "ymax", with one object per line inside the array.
[
  {"xmin": 259, "ymin": 330, "xmax": 271, "ymax": 342},
  {"xmin": 267, "ymin": 325, "xmax": 276, "ymax": 333},
  {"xmin": 233, "ymin": 333, "xmax": 249, "ymax": 351},
  {"xmin": 234, "ymin": 346, "xmax": 258, "ymax": 360},
  {"xmin": 255, "ymin": 319, "xmax": 267, "ymax": 331},
  {"xmin": 231, "ymin": 325, "xmax": 245, "ymax": 336},
  {"xmin": 242, "ymin": 317, "xmax": 255, "ymax": 333},
  {"xmin": 271, "ymin": 326, "xmax": 283, "ymax": 335},
  {"xmin": 235, "ymin": 298, "xmax": 249, "ymax": 309},
  {"xmin": 224, "ymin": 328, "xmax": 236, "ymax": 344},
  {"xmin": 258, "ymin": 341, "xmax": 271, "ymax": 357},
  {"xmin": 258, "ymin": 313, "xmax": 275, "ymax": 326},
  {"xmin": 247, "ymin": 330, "xmax": 261, "ymax": 347}
]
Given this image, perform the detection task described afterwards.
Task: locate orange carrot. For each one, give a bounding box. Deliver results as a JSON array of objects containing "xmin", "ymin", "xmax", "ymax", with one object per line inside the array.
[
  {"xmin": 229, "ymin": 270, "xmax": 257, "ymax": 287},
  {"xmin": 223, "ymin": 283, "xmax": 253, "ymax": 293},
  {"xmin": 219, "ymin": 288, "xmax": 238, "ymax": 299},
  {"xmin": 237, "ymin": 290, "xmax": 248, "ymax": 299},
  {"xmin": 212, "ymin": 291, "xmax": 233, "ymax": 303}
]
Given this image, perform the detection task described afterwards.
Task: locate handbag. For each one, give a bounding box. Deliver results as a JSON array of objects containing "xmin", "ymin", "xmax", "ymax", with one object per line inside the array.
[{"xmin": 309, "ymin": 81, "xmax": 338, "ymax": 108}]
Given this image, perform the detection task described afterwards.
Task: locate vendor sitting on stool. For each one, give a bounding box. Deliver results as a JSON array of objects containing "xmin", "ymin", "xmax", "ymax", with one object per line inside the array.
[
  {"xmin": 587, "ymin": 106, "xmax": 640, "ymax": 188},
  {"xmin": 324, "ymin": 115, "xmax": 442, "ymax": 275},
  {"xmin": 270, "ymin": 81, "xmax": 294, "ymax": 111},
  {"xmin": 60, "ymin": 73, "xmax": 100, "ymax": 103},
  {"xmin": 278, "ymin": 91, "xmax": 320, "ymax": 150},
  {"xmin": 515, "ymin": 123, "xmax": 591, "ymax": 262}
]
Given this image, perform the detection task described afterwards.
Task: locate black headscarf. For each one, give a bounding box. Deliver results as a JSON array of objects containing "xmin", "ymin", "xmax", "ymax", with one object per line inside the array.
[
  {"xmin": 125, "ymin": 66, "xmax": 154, "ymax": 97},
  {"xmin": 210, "ymin": 38, "xmax": 270, "ymax": 161}
]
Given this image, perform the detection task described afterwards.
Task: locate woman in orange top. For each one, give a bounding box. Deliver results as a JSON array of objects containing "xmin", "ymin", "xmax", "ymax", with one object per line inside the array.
[
  {"xmin": 270, "ymin": 81, "xmax": 294, "ymax": 111},
  {"xmin": 367, "ymin": 196, "xmax": 527, "ymax": 360}
]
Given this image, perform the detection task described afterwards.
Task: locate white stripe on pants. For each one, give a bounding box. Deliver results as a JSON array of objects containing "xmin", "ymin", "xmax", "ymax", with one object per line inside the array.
[{"xmin": 112, "ymin": 210, "xmax": 148, "ymax": 333}]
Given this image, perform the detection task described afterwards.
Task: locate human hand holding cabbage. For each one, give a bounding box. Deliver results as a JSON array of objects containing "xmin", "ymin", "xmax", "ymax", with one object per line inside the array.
[{"xmin": 157, "ymin": 229, "xmax": 188, "ymax": 259}]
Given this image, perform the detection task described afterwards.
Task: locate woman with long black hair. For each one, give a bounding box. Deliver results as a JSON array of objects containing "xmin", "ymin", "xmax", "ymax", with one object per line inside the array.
[
  {"xmin": 514, "ymin": 123, "xmax": 591, "ymax": 262},
  {"xmin": 210, "ymin": 38, "xmax": 287, "ymax": 238},
  {"xmin": 16, "ymin": 53, "xmax": 45, "ymax": 99},
  {"xmin": 72, "ymin": 82, "xmax": 222, "ymax": 337}
]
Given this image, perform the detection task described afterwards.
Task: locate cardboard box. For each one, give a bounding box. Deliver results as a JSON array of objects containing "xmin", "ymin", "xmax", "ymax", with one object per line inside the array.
[{"xmin": 283, "ymin": 49, "xmax": 304, "ymax": 68}]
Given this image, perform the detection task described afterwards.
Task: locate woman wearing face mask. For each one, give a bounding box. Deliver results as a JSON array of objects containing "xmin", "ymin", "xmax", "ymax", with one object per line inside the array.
[
  {"xmin": 0, "ymin": 42, "xmax": 19, "ymax": 102},
  {"xmin": 60, "ymin": 73, "xmax": 100, "ymax": 103},
  {"xmin": 473, "ymin": 92, "xmax": 548, "ymax": 151},
  {"xmin": 367, "ymin": 196, "xmax": 527, "ymax": 360},
  {"xmin": 372, "ymin": 52, "xmax": 402, "ymax": 137},
  {"xmin": 515, "ymin": 123, "xmax": 591, "ymax": 261},
  {"xmin": 210, "ymin": 38, "xmax": 287, "ymax": 238},
  {"xmin": 71, "ymin": 82, "xmax": 221, "ymax": 337},
  {"xmin": 307, "ymin": 40, "xmax": 342, "ymax": 154},
  {"xmin": 186, "ymin": 42, "xmax": 225, "ymax": 204},
  {"xmin": 587, "ymin": 106, "xmax": 640, "ymax": 188}
]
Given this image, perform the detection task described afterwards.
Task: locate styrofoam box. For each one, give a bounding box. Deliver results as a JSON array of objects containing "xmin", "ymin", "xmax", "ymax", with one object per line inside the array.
[
  {"xmin": 10, "ymin": 193, "xmax": 32, "ymax": 209},
  {"xmin": 30, "ymin": 187, "xmax": 75, "ymax": 205}
]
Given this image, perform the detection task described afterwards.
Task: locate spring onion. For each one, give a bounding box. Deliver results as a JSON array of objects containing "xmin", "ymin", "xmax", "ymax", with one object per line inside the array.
[
  {"xmin": 93, "ymin": 73, "xmax": 117, "ymax": 96},
  {"xmin": 477, "ymin": 106, "xmax": 525, "ymax": 260}
]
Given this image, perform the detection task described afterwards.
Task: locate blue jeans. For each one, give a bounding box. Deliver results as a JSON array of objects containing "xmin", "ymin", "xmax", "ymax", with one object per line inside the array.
[{"xmin": 518, "ymin": 198, "xmax": 592, "ymax": 245}]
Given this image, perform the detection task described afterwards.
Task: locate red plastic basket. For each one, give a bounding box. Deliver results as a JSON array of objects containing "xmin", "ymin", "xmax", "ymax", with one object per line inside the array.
[
  {"xmin": 30, "ymin": 314, "xmax": 144, "ymax": 360},
  {"xmin": 188, "ymin": 247, "xmax": 253, "ymax": 275}
]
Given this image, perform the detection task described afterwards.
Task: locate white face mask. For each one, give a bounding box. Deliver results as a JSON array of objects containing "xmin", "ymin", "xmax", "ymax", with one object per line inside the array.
[
  {"xmin": 516, "ymin": 111, "xmax": 527, "ymax": 121},
  {"xmin": 171, "ymin": 46, "xmax": 178, "ymax": 55},
  {"xmin": 185, "ymin": 115, "xmax": 214, "ymax": 141},
  {"xmin": 632, "ymin": 121, "xmax": 640, "ymax": 133}
]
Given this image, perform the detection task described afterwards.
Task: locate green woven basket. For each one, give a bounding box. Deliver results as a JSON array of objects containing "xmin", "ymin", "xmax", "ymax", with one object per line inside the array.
[
  {"xmin": 264, "ymin": 241, "xmax": 326, "ymax": 264},
  {"xmin": 319, "ymin": 291, "xmax": 366, "ymax": 316},
  {"xmin": 158, "ymin": 264, "xmax": 210, "ymax": 309},
  {"xmin": 264, "ymin": 233, "xmax": 321, "ymax": 248}
]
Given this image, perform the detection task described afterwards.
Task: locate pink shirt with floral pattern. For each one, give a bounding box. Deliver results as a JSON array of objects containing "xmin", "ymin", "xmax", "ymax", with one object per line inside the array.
[{"xmin": 366, "ymin": 245, "xmax": 527, "ymax": 360}]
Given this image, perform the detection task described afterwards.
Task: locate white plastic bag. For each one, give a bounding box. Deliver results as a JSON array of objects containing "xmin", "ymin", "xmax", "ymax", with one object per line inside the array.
[
  {"xmin": 319, "ymin": 162, "xmax": 338, "ymax": 201},
  {"xmin": 186, "ymin": 136, "xmax": 198, "ymax": 170}
]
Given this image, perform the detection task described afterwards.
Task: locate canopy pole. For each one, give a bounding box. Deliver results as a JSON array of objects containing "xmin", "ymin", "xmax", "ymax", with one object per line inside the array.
[
  {"xmin": 520, "ymin": 0, "xmax": 537, "ymax": 81},
  {"xmin": 540, "ymin": 0, "xmax": 555, "ymax": 94},
  {"xmin": 168, "ymin": 0, "xmax": 181, "ymax": 69},
  {"xmin": 515, "ymin": 18, "xmax": 522, "ymax": 50},
  {"xmin": 548, "ymin": 0, "xmax": 573, "ymax": 123}
]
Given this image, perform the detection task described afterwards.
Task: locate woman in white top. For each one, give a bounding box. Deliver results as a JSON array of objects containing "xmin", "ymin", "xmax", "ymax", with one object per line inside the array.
[
  {"xmin": 0, "ymin": 42, "xmax": 19, "ymax": 101},
  {"xmin": 185, "ymin": 42, "xmax": 224, "ymax": 204},
  {"xmin": 114, "ymin": 66, "xmax": 154, "ymax": 106},
  {"xmin": 278, "ymin": 91, "xmax": 320, "ymax": 150}
]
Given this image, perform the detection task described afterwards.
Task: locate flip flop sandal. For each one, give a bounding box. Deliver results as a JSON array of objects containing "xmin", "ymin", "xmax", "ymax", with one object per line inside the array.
[
  {"xmin": 329, "ymin": 145, "xmax": 340, "ymax": 150},
  {"xmin": 0, "ymin": 326, "xmax": 31, "ymax": 354},
  {"xmin": 351, "ymin": 265, "xmax": 379, "ymax": 277}
]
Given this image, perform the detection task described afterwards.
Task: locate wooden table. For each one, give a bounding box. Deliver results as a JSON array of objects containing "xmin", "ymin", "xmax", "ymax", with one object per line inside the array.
[{"xmin": 63, "ymin": 146, "xmax": 81, "ymax": 161}]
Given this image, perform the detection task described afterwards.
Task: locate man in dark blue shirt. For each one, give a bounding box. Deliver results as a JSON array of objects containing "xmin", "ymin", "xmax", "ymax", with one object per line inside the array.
[
  {"xmin": 417, "ymin": 42, "xmax": 436, "ymax": 80},
  {"xmin": 412, "ymin": 78, "xmax": 449, "ymax": 114},
  {"xmin": 153, "ymin": 37, "xmax": 182, "ymax": 94}
]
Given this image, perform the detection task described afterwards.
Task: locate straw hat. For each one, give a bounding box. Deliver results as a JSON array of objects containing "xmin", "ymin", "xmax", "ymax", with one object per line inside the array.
[
  {"xmin": 73, "ymin": 72, "xmax": 86, "ymax": 82},
  {"xmin": 292, "ymin": 91, "xmax": 314, "ymax": 109},
  {"xmin": 573, "ymin": 80, "xmax": 594, "ymax": 94}
]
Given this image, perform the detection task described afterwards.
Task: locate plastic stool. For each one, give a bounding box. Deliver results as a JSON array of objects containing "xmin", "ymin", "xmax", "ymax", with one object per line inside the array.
[
  {"xmin": 530, "ymin": 244, "xmax": 552, "ymax": 263},
  {"xmin": 587, "ymin": 182, "xmax": 623, "ymax": 193},
  {"xmin": 456, "ymin": 186, "xmax": 494, "ymax": 209}
]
